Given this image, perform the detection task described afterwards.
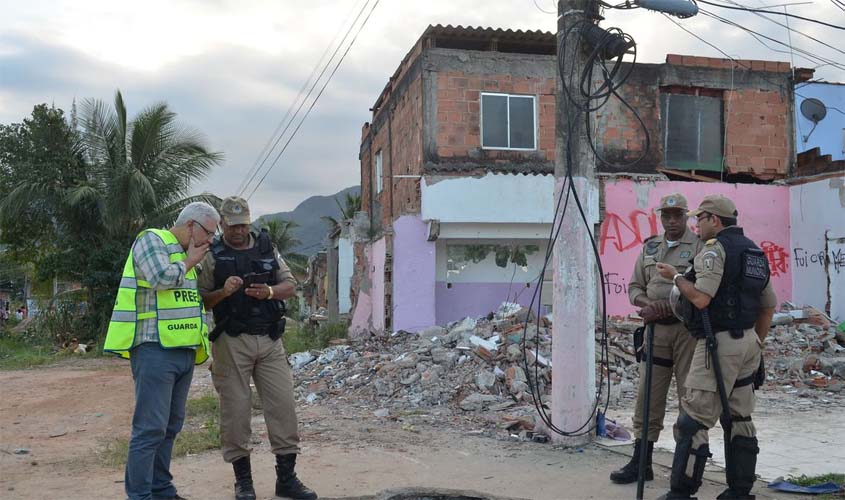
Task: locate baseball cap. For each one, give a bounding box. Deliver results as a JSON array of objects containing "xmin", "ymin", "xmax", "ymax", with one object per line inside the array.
[
  {"xmin": 687, "ymin": 195, "xmax": 738, "ymax": 219},
  {"xmin": 219, "ymin": 196, "xmax": 251, "ymax": 225},
  {"xmin": 655, "ymin": 193, "xmax": 688, "ymax": 212}
]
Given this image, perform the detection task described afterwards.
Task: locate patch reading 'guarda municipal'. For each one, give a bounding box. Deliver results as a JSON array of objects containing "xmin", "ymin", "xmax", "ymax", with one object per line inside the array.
[{"xmin": 744, "ymin": 250, "xmax": 769, "ymax": 280}]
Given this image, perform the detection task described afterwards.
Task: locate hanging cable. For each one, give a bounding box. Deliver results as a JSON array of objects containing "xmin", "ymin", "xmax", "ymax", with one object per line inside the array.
[
  {"xmin": 237, "ymin": 0, "xmax": 371, "ymax": 197},
  {"xmin": 663, "ymin": 13, "xmax": 845, "ymax": 115},
  {"xmin": 696, "ymin": 0, "xmax": 845, "ymax": 30},
  {"xmin": 699, "ymin": 9, "xmax": 845, "ymax": 70},
  {"xmin": 242, "ymin": 0, "xmax": 381, "ymax": 199},
  {"xmin": 520, "ymin": 12, "xmax": 646, "ymax": 438}
]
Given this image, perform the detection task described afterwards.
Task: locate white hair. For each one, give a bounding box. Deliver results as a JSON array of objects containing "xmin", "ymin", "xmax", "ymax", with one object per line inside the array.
[{"xmin": 174, "ymin": 201, "xmax": 220, "ymax": 227}]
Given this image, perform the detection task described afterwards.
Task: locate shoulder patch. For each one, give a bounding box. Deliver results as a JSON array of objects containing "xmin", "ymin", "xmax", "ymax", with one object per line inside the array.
[
  {"xmin": 645, "ymin": 240, "xmax": 661, "ymax": 255},
  {"xmin": 644, "ymin": 235, "xmax": 658, "ymax": 243}
]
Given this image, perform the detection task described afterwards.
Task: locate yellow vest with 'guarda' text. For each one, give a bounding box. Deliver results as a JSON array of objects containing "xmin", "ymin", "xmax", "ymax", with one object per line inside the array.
[{"xmin": 104, "ymin": 228, "xmax": 209, "ymax": 364}]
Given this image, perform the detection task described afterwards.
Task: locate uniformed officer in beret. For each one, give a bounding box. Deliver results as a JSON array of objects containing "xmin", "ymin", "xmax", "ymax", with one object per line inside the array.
[
  {"xmin": 610, "ymin": 193, "xmax": 703, "ymax": 485},
  {"xmin": 656, "ymin": 195, "xmax": 776, "ymax": 500}
]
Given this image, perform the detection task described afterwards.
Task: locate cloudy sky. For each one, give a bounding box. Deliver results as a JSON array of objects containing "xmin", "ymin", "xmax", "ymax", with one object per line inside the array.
[{"xmin": 2, "ymin": 0, "xmax": 843, "ymax": 216}]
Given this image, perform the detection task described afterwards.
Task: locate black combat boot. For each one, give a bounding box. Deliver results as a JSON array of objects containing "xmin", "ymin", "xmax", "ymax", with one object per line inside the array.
[
  {"xmin": 717, "ymin": 435, "xmax": 759, "ymax": 500},
  {"xmin": 610, "ymin": 439, "xmax": 654, "ymax": 484},
  {"xmin": 232, "ymin": 456, "xmax": 256, "ymax": 500},
  {"xmin": 275, "ymin": 454, "xmax": 317, "ymax": 499}
]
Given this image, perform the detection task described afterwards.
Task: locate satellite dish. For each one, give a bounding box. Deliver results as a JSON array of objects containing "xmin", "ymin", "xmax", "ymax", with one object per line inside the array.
[
  {"xmin": 800, "ymin": 98, "xmax": 827, "ymax": 142},
  {"xmin": 801, "ymin": 98, "xmax": 827, "ymax": 123}
]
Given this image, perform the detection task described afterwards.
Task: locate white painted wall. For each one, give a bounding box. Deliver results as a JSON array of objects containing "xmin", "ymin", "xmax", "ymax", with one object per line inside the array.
[
  {"xmin": 790, "ymin": 176, "xmax": 845, "ymax": 321},
  {"xmin": 421, "ymin": 173, "xmax": 554, "ymax": 223},
  {"xmin": 338, "ymin": 236, "xmax": 354, "ymax": 314}
]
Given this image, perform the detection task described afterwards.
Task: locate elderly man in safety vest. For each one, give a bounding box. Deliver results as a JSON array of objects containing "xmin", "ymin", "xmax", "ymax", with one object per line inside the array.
[{"xmin": 104, "ymin": 201, "xmax": 219, "ymax": 500}]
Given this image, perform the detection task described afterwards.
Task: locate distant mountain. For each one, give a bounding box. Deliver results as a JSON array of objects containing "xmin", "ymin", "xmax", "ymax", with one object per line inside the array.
[{"xmin": 260, "ymin": 185, "xmax": 360, "ymax": 256}]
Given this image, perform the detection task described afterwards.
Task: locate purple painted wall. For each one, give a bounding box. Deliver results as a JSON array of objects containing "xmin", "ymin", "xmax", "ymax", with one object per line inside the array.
[
  {"xmin": 393, "ymin": 216, "xmax": 437, "ymax": 332},
  {"xmin": 435, "ymin": 282, "xmax": 540, "ymax": 325}
]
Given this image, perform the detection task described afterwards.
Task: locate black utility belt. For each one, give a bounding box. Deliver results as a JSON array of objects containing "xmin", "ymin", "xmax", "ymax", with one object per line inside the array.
[
  {"xmin": 691, "ymin": 328, "xmax": 746, "ymax": 339},
  {"xmin": 655, "ymin": 317, "xmax": 680, "ymax": 326}
]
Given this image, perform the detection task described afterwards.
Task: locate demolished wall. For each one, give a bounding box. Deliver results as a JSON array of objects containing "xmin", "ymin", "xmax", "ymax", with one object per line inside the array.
[{"xmin": 790, "ymin": 176, "xmax": 845, "ymax": 322}]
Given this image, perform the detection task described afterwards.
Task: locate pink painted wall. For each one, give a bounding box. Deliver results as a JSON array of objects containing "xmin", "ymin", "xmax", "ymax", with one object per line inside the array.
[
  {"xmin": 393, "ymin": 216, "xmax": 437, "ymax": 332},
  {"xmin": 600, "ymin": 179, "xmax": 791, "ymax": 316},
  {"xmin": 349, "ymin": 239, "xmax": 387, "ymax": 334},
  {"xmin": 371, "ymin": 237, "xmax": 386, "ymax": 331}
]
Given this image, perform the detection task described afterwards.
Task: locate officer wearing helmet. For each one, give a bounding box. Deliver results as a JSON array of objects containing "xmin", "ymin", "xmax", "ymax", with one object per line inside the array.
[{"xmin": 656, "ymin": 195, "xmax": 776, "ymax": 500}]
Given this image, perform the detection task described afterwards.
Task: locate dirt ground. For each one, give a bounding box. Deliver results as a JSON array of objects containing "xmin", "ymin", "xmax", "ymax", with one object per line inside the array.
[{"xmin": 1, "ymin": 359, "xmax": 780, "ymax": 500}]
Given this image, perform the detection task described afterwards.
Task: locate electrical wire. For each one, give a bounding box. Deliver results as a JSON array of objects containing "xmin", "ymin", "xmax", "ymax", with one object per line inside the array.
[
  {"xmin": 662, "ymin": 13, "xmax": 845, "ymax": 116},
  {"xmin": 699, "ymin": 9, "xmax": 845, "ymax": 70},
  {"xmin": 519, "ymin": 14, "xmax": 637, "ymax": 438},
  {"xmin": 242, "ymin": 0, "xmax": 380, "ymax": 200},
  {"xmin": 720, "ymin": 0, "xmax": 845, "ymax": 56},
  {"xmin": 696, "ymin": 0, "xmax": 845, "ymax": 30},
  {"xmin": 532, "ymin": 0, "xmax": 558, "ymax": 14},
  {"xmin": 237, "ymin": 0, "xmax": 370, "ymax": 196}
]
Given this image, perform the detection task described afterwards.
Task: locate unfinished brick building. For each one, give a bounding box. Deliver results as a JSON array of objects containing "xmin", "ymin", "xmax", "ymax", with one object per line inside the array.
[{"xmin": 350, "ymin": 24, "xmax": 799, "ymax": 335}]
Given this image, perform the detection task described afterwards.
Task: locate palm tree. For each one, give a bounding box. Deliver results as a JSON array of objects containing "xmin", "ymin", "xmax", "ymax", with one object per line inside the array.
[
  {"xmin": 265, "ymin": 219, "xmax": 306, "ymax": 274},
  {"xmin": 70, "ymin": 90, "xmax": 223, "ymax": 243},
  {"xmin": 320, "ymin": 191, "xmax": 361, "ymax": 233}
]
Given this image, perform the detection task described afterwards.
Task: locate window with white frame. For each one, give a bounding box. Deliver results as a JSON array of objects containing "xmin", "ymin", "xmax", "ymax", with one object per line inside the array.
[
  {"xmin": 481, "ymin": 93, "xmax": 537, "ymax": 150},
  {"xmin": 374, "ymin": 150, "xmax": 383, "ymax": 194}
]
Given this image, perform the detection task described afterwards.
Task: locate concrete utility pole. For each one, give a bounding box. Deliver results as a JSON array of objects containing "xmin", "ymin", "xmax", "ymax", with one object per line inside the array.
[{"xmin": 552, "ymin": 0, "xmax": 599, "ymax": 446}]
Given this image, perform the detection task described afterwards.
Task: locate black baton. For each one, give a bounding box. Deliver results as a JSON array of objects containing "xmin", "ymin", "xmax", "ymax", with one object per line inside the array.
[
  {"xmin": 636, "ymin": 322, "xmax": 655, "ymax": 500},
  {"xmin": 701, "ymin": 309, "xmax": 733, "ymax": 481}
]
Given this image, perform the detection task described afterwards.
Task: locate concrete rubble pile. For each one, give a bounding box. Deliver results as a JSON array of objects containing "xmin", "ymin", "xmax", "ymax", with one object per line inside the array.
[
  {"xmin": 603, "ymin": 306, "xmax": 845, "ymax": 404},
  {"xmin": 290, "ymin": 303, "xmax": 554, "ymax": 420},
  {"xmin": 288, "ymin": 302, "xmax": 844, "ymax": 436}
]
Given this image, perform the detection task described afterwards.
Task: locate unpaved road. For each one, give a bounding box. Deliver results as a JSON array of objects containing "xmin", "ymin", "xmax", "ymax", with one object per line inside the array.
[{"xmin": 1, "ymin": 360, "xmax": 778, "ymax": 500}]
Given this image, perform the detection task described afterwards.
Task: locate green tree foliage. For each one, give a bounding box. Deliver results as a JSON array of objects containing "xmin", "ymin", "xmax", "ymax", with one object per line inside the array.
[
  {"xmin": 265, "ymin": 219, "xmax": 307, "ymax": 274},
  {"xmin": 320, "ymin": 191, "xmax": 361, "ymax": 233},
  {"xmin": 0, "ymin": 92, "xmax": 223, "ymax": 343}
]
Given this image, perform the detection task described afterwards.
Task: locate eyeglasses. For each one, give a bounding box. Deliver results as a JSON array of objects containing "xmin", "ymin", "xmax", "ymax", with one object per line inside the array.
[
  {"xmin": 695, "ymin": 213, "xmax": 713, "ymax": 223},
  {"xmin": 192, "ymin": 219, "xmax": 215, "ymax": 237}
]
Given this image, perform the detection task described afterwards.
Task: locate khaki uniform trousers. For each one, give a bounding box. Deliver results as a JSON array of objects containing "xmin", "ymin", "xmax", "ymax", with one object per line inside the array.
[
  {"xmin": 676, "ymin": 328, "xmax": 761, "ymax": 450},
  {"xmin": 633, "ymin": 321, "xmax": 697, "ymax": 441},
  {"xmin": 211, "ymin": 333, "xmax": 300, "ymax": 463}
]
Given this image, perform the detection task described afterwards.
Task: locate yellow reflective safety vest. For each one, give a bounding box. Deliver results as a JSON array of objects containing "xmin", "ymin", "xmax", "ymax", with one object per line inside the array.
[{"xmin": 104, "ymin": 228, "xmax": 209, "ymax": 365}]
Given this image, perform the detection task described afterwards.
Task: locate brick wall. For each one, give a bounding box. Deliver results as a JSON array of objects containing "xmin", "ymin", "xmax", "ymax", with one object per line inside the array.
[
  {"xmin": 594, "ymin": 69, "xmax": 662, "ymax": 171},
  {"xmin": 666, "ymin": 54, "xmax": 791, "ymax": 73},
  {"xmin": 434, "ymin": 72, "xmax": 556, "ymax": 161},
  {"xmin": 724, "ymin": 88, "xmax": 790, "ymax": 179}
]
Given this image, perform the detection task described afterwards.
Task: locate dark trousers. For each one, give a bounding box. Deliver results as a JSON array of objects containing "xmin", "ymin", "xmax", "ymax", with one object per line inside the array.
[{"xmin": 125, "ymin": 343, "xmax": 194, "ymax": 500}]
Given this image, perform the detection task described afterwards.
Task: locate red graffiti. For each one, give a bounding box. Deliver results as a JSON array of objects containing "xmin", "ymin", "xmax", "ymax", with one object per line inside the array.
[
  {"xmin": 761, "ymin": 240, "xmax": 789, "ymax": 277},
  {"xmin": 599, "ymin": 210, "xmax": 658, "ymax": 254}
]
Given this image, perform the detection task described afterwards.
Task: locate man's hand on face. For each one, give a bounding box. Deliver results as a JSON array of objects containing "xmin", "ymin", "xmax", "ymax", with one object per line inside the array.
[
  {"xmin": 656, "ymin": 262, "xmax": 678, "ymax": 280},
  {"xmin": 223, "ymin": 276, "xmax": 243, "ymax": 296},
  {"xmin": 186, "ymin": 236, "xmax": 210, "ymax": 264}
]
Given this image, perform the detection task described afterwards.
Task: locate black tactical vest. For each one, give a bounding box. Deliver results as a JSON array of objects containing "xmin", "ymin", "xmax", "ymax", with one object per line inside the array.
[
  {"xmin": 211, "ymin": 230, "xmax": 286, "ymax": 338},
  {"xmin": 709, "ymin": 227, "xmax": 769, "ymax": 332},
  {"xmin": 683, "ymin": 227, "xmax": 769, "ymax": 336}
]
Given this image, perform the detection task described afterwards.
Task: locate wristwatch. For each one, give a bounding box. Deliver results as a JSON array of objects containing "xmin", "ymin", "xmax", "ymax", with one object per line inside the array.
[{"xmin": 673, "ymin": 273, "xmax": 684, "ymax": 286}]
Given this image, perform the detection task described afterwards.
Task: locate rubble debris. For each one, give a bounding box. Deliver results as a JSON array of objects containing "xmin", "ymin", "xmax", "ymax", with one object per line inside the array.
[{"xmin": 285, "ymin": 302, "xmax": 844, "ymax": 442}]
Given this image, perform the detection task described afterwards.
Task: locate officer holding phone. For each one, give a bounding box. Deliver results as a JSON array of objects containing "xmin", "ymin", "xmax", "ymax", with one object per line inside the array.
[{"xmin": 198, "ymin": 196, "xmax": 316, "ymax": 500}]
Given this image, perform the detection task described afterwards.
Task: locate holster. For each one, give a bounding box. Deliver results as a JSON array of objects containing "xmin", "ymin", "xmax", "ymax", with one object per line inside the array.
[
  {"xmin": 634, "ymin": 326, "xmax": 645, "ymax": 363},
  {"xmin": 754, "ymin": 356, "xmax": 765, "ymax": 390}
]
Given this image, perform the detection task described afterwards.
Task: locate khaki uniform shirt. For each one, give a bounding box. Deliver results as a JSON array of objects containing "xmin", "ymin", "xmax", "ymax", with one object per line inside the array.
[
  {"xmin": 629, "ymin": 227, "xmax": 703, "ymax": 305},
  {"xmin": 197, "ymin": 234, "xmax": 297, "ymax": 295},
  {"xmin": 693, "ymin": 233, "xmax": 777, "ymax": 308}
]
